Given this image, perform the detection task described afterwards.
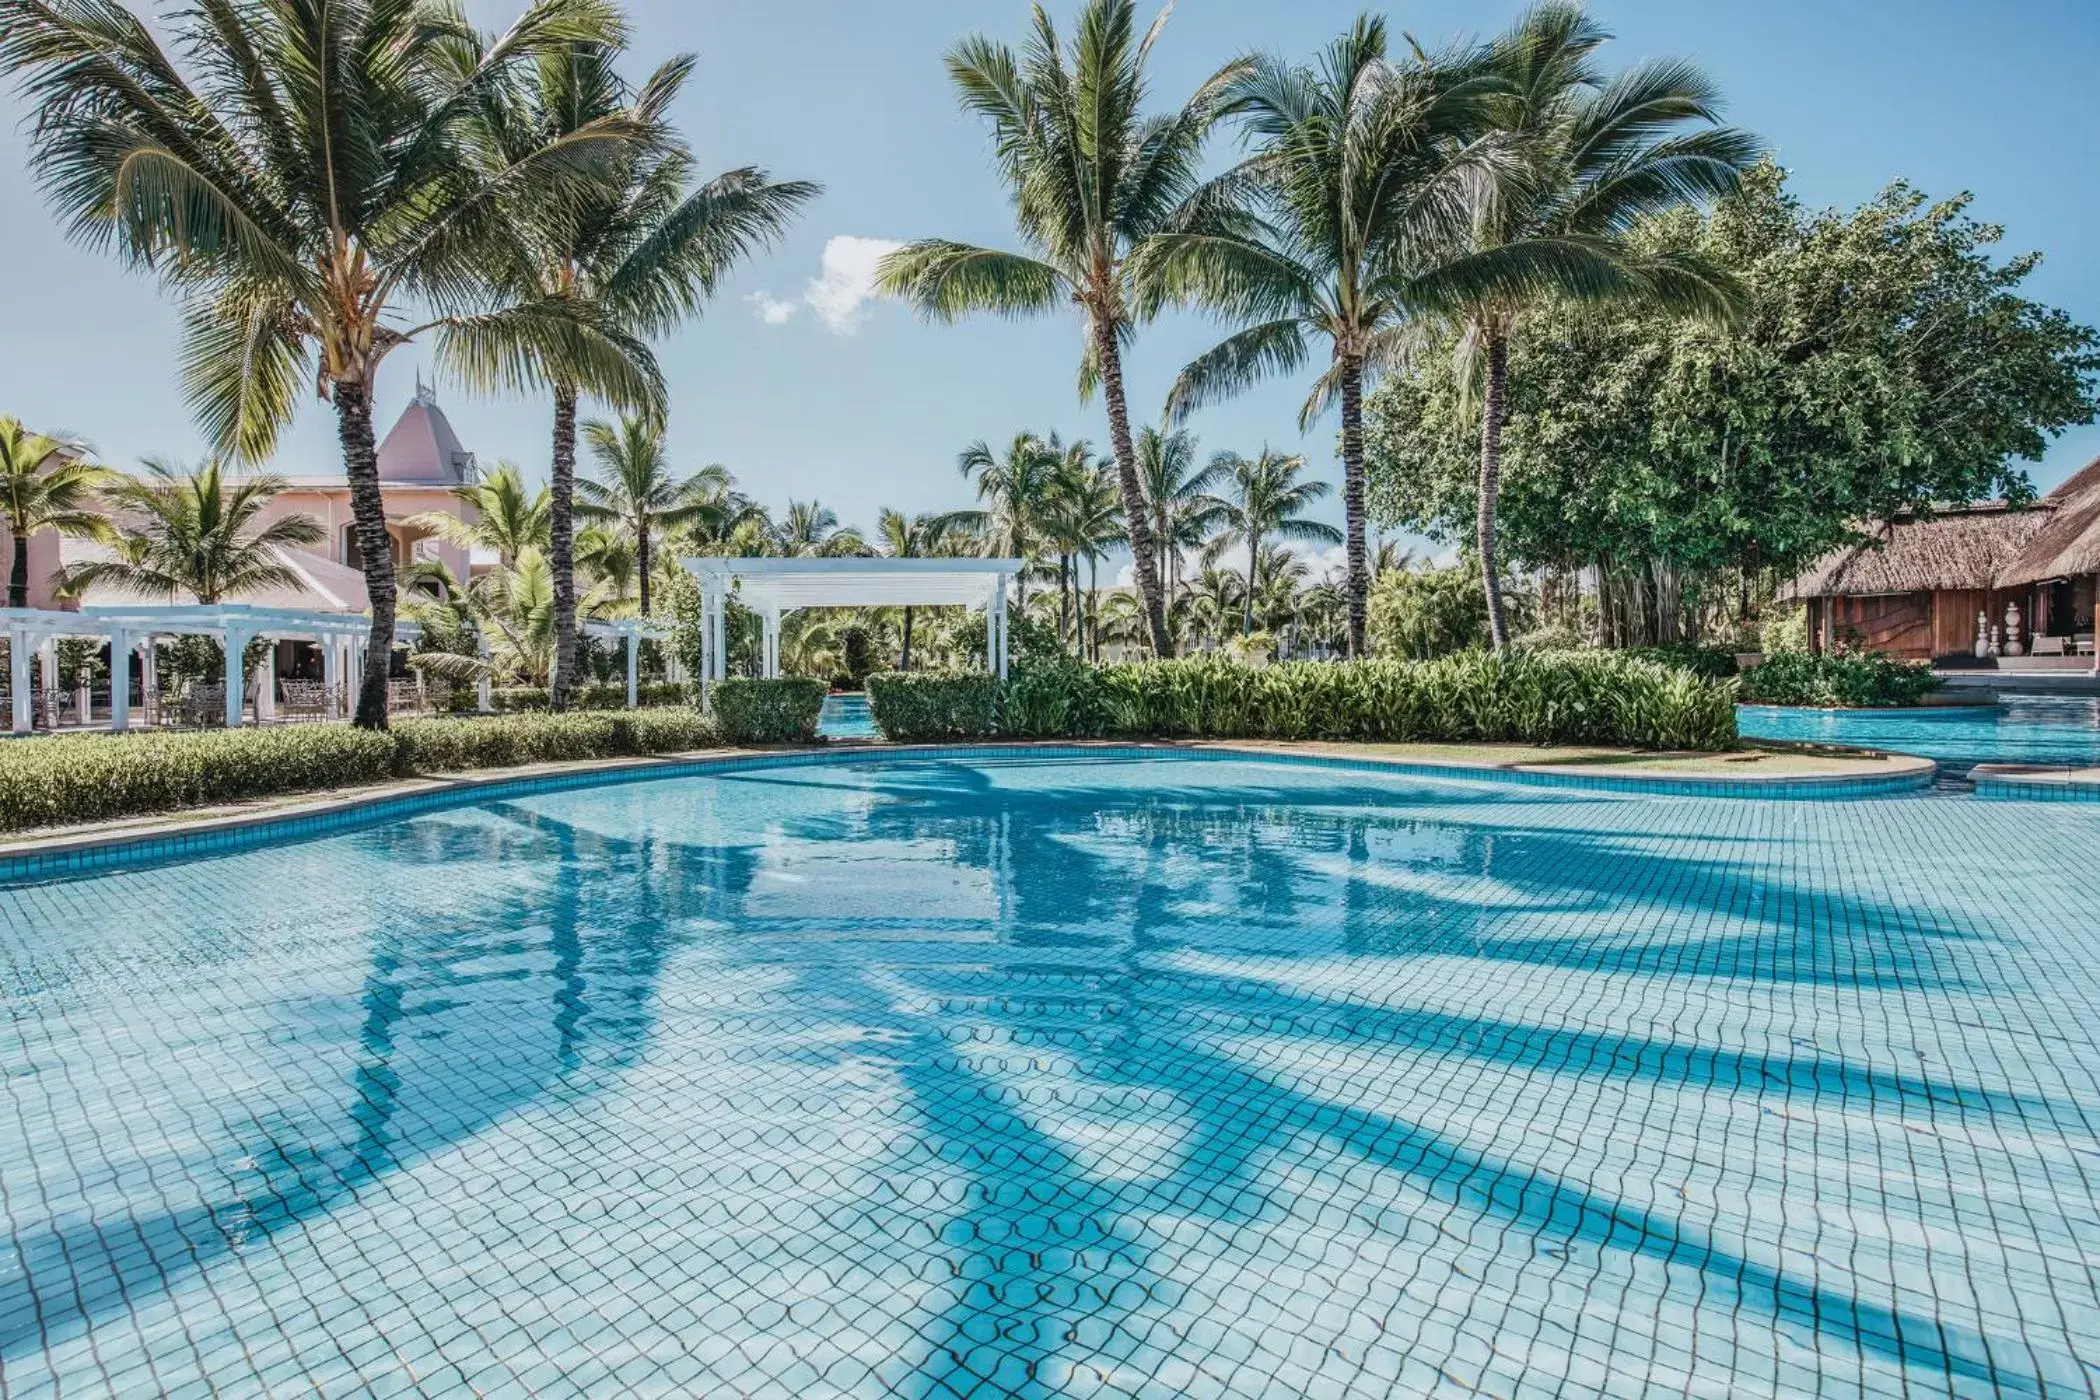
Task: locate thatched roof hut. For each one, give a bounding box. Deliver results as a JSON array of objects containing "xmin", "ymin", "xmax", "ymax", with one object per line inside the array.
[
  {"xmin": 2001, "ymin": 456, "xmax": 2100, "ymax": 585},
  {"xmin": 1782, "ymin": 502, "xmax": 2056, "ymax": 599}
]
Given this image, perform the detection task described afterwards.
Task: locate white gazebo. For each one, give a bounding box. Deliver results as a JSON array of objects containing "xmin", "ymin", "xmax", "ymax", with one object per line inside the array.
[
  {"xmin": 682, "ymin": 557, "xmax": 1026, "ymax": 682},
  {"xmin": 1, "ymin": 605, "xmax": 414, "ymax": 733},
  {"xmin": 580, "ymin": 616, "xmax": 677, "ymax": 708}
]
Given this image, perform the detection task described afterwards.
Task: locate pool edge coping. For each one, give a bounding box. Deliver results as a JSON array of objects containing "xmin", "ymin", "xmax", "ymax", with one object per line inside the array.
[{"xmin": 0, "ymin": 739, "xmax": 1938, "ymax": 884}]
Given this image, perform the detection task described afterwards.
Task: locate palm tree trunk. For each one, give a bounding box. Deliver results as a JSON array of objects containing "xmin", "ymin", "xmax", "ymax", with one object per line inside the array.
[
  {"xmin": 8, "ymin": 525, "xmax": 28, "ymax": 610},
  {"xmin": 549, "ymin": 382, "xmax": 579, "ymax": 709},
  {"xmin": 1088, "ymin": 555, "xmax": 1100, "ymax": 664},
  {"xmin": 336, "ymin": 381, "xmax": 396, "ymax": 730},
  {"xmin": 637, "ymin": 518, "xmax": 652, "ymax": 618},
  {"xmin": 1244, "ymin": 530, "xmax": 1260, "ymax": 637},
  {"xmin": 1339, "ymin": 350, "xmax": 1369, "ymax": 658},
  {"xmin": 1478, "ymin": 329, "xmax": 1512, "ymax": 650},
  {"xmin": 902, "ymin": 606, "xmax": 914, "ymax": 671},
  {"xmin": 1092, "ymin": 316, "xmax": 1171, "ymax": 657},
  {"xmin": 1059, "ymin": 554, "xmax": 1071, "ymax": 648}
]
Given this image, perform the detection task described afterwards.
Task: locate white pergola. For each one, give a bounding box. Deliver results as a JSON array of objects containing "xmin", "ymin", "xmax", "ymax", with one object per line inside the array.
[
  {"xmin": 0, "ymin": 605, "xmax": 416, "ymax": 733},
  {"xmin": 682, "ymin": 557, "xmax": 1026, "ymax": 682},
  {"xmin": 580, "ymin": 616, "xmax": 677, "ymax": 707}
]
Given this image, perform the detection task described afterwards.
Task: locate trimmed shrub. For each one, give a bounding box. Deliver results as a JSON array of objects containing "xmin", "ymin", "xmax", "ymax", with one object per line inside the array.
[
  {"xmin": 709, "ymin": 677, "xmax": 826, "ymax": 745},
  {"xmin": 866, "ymin": 673, "xmax": 998, "ymax": 741},
  {"xmin": 1624, "ymin": 643, "xmax": 1739, "ymax": 679},
  {"xmin": 0, "ymin": 726, "xmax": 396, "ymax": 832},
  {"xmin": 996, "ymin": 651, "xmax": 1739, "ymax": 751},
  {"xmin": 459, "ymin": 682, "xmax": 692, "ymax": 714},
  {"xmin": 390, "ymin": 709, "xmax": 715, "ymax": 774},
  {"xmin": 1737, "ymin": 651, "xmax": 1940, "ymax": 707}
]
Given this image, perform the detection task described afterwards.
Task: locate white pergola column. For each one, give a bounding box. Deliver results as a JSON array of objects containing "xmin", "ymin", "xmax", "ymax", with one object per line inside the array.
[
  {"xmin": 108, "ymin": 629, "xmax": 131, "ymax": 732},
  {"xmin": 477, "ymin": 632, "xmax": 494, "ymax": 712},
  {"xmin": 762, "ymin": 609, "xmax": 781, "ymax": 679},
  {"xmin": 9, "ymin": 628, "xmax": 30, "ymax": 734},
  {"xmin": 223, "ymin": 629, "xmax": 249, "ymax": 728},
  {"xmin": 995, "ymin": 586, "xmax": 1009, "ymax": 680},
  {"xmin": 253, "ymin": 640, "xmax": 276, "ymax": 722},
  {"xmin": 36, "ymin": 638, "xmax": 56, "ymax": 706},
  {"xmin": 625, "ymin": 629, "xmax": 640, "ymax": 708},
  {"xmin": 140, "ymin": 638, "xmax": 157, "ymax": 718},
  {"xmin": 322, "ymin": 636, "xmax": 342, "ymax": 717}
]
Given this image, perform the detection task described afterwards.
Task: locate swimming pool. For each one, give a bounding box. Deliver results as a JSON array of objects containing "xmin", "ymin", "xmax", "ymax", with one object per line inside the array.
[
  {"xmin": 817, "ymin": 691, "xmax": 881, "ymax": 740},
  {"xmin": 3, "ymin": 753, "xmax": 2096, "ymax": 1396},
  {"xmin": 1740, "ymin": 694, "xmax": 2100, "ymax": 768}
]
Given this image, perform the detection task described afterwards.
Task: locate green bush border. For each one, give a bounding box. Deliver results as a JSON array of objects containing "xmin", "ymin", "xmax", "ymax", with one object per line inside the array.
[
  {"xmin": 707, "ymin": 677, "xmax": 827, "ymax": 745},
  {"xmin": 1737, "ymin": 651, "xmax": 1941, "ymax": 707},
  {"xmin": 865, "ymin": 673, "xmax": 998, "ymax": 741}
]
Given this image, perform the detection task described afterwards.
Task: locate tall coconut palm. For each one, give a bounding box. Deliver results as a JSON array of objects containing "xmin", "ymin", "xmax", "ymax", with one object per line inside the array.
[
  {"xmin": 877, "ymin": 508, "xmax": 967, "ymax": 671},
  {"xmin": 877, "ymin": 0, "xmax": 1245, "ymax": 658},
  {"xmin": 1142, "ymin": 18, "xmax": 1501, "ymax": 658},
  {"xmin": 772, "ymin": 500, "xmax": 866, "ymax": 558},
  {"xmin": 1419, "ymin": 4, "xmax": 1756, "ymax": 645},
  {"xmin": 454, "ymin": 41, "xmax": 817, "ymax": 707},
  {"xmin": 0, "ymin": 0, "xmax": 648, "ymax": 726},
  {"xmin": 0, "ymin": 417, "xmax": 107, "ymax": 607},
  {"xmin": 406, "ymin": 461, "xmax": 550, "ymax": 567},
  {"xmin": 60, "ymin": 459, "xmax": 323, "ymax": 604},
  {"xmin": 1133, "ymin": 425, "xmax": 1223, "ymax": 603},
  {"xmin": 954, "ymin": 433, "xmax": 1061, "ymax": 615},
  {"xmin": 1200, "ymin": 449, "xmax": 1340, "ymax": 636},
  {"xmin": 1037, "ymin": 434, "xmax": 1099, "ymax": 646},
  {"xmin": 576, "ymin": 414, "xmax": 720, "ymax": 617},
  {"xmin": 1053, "ymin": 460, "xmax": 1125, "ymax": 662}
]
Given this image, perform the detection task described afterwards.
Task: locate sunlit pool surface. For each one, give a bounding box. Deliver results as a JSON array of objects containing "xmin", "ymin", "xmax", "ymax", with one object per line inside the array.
[
  {"xmin": 1739, "ymin": 694, "xmax": 2100, "ymax": 769},
  {"xmin": 4, "ymin": 754, "xmax": 2098, "ymax": 1397},
  {"xmin": 818, "ymin": 691, "xmax": 881, "ymax": 740}
]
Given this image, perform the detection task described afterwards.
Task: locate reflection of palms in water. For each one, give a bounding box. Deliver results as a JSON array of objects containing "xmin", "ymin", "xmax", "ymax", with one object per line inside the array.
[{"xmin": 2, "ymin": 801, "xmax": 759, "ymax": 1354}]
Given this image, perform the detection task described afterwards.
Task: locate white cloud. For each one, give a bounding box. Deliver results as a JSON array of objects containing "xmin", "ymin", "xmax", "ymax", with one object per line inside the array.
[
  {"xmin": 746, "ymin": 291, "xmax": 797, "ymax": 325},
  {"xmin": 804, "ymin": 235, "xmax": 903, "ymax": 334}
]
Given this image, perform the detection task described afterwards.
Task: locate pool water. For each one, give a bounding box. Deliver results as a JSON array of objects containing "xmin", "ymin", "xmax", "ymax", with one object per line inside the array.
[
  {"xmin": 3, "ymin": 754, "xmax": 2098, "ymax": 1397},
  {"xmin": 818, "ymin": 691, "xmax": 881, "ymax": 740},
  {"xmin": 1740, "ymin": 694, "xmax": 2100, "ymax": 769}
]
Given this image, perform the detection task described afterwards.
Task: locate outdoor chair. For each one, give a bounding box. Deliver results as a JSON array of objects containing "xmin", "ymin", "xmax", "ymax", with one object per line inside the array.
[
  {"xmin": 2077, "ymin": 634, "xmax": 2096, "ymax": 656},
  {"xmin": 2034, "ymin": 635, "xmax": 2066, "ymax": 656},
  {"xmin": 279, "ymin": 680, "xmax": 336, "ymax": 722}
]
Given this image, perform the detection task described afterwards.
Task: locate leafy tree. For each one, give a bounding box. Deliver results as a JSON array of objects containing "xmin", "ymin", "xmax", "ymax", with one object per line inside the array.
[
  {"xmin": 1412, "ymin": 3, "xmax": 1756, "ymax": 646},
  {"xmin": 1199, "ymin": 449, "xmax": 1339, "ymax": 635},
  {"xmin": 577, "ymin": 414, "xmax": 720, "ymax": 616},
  {"xmin": 0, "ymin": 417, "xmax": 106, "ymax": 607},
  {"xmin": 61, "ymin": 459, "xmax": 323, "ymax": 604},
  {"xmin": 1, "ymin": 0, "xmax": 641, "ymax": 726},
  {"xmin": 1133, "ymin": 426, "xmax": 1223, "ymax": 604},
  {"xmin": 877, "ymin": 0, "xmax": 1244, "ymax": 656},
  {"xmin": 1142, "ymin": 16, "xmax": 1495, "ymax": 658},
  {"xmin": 1367, "ymin": 562, "xmax": 1494, "ymax": 659},
  {"xmin": 457, "ymin": 39, "xmax": 816, "ymax": 707},
  {"xmin": 407, "ymin": 461, "xmax": 549, "ymax": 566},
  {"xmin": 954, "ymin": 433, "xmax": 1061, "ymax": 614},
  {"xmin": 1368, "ymin": 162, "xmax": 2100, "ymax": 644},
  {"xmin": 773, "ymin": 500, "xmax": 866, "ymax": 557},
  {"xmin": 877, "ymin": 508, "xmax": 968, "ymax": 670}
]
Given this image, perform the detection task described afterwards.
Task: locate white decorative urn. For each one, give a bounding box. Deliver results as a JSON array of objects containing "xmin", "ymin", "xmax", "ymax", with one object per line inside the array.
[
  {"xmin": 2005, "ymin": 601, "xmax": 2025, "ymax": 658},
  {"xmin": 1975, "ymin": 610, "xmax": 1990, "ymax": 658}
]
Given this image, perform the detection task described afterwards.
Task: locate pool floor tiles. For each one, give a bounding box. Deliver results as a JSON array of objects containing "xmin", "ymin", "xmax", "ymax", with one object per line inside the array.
[{"xmin": 0, "ymin": 754, "xmax": 2097, "ymax": 1397}]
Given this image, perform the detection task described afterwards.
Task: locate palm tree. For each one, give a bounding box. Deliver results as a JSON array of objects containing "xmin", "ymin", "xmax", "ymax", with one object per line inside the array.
[
  {"xmin": 576, "ymin": 414, "xmax": 719, "ymax": 617},
  {"xmin": 1201, "ymin": 449, "xmax": 1340, "ymax": 636},
  {"xmin": 1133, "ymin": 426, "xmax": 1223, "ymax": 605},
  {"xmin": 454, "ymin": 41, "xmax": 817, "ymax": 708},
  {"xmin": 1055, "ymin": 461, "xmax": 1126, "ymax": 662},
  {"xmin": 0, "ymin": 0, "xmax": 644, "ymax": 726},
  {"xmin": 60, "ymin": 459, "xmax": 323, "ymax": 604},
  {"xmin": 1143, "ymin": 19, "xmax": 1500, "ymax": 659},
  {"xmin": 1037, "ymin": 434, "xmax": 1100, "ymax": 647},
  {"xmin": 406, "ymin": 461, "xmax": 550, "ymax": 567},
  {"xmin": 1419, "ymin": 4, "xmax": 1756, "ymax": 645},
  {"xmin": 1183, "ymin": 565, "xmax": 1245, "ymax": 650},
  {"xmin": 0, "ymin": 417, "xmax": 107, "ymax": 607},
  {"xmin": 877, "ymin": 508, "xmax": 967, "ymax": 670},
  {"xmin": 954, "ymin": 434, "xmax": 1061, "ymax": 616},
  {"xmin": 877, "ymin": 0, "xmax": 1245, "ymax": 658},
  {"xmin": 773, "ymin": 500, "xmax": 866, "ymax": 557},
  {"xmin": 575, "ymin": 524, "xmax": 637, "ymax": 606}
]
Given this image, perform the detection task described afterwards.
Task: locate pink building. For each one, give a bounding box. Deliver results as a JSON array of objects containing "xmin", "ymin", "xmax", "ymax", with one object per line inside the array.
[{"xmin": 1, "ymin": 385, "xmax": 482, "ymax": 612}]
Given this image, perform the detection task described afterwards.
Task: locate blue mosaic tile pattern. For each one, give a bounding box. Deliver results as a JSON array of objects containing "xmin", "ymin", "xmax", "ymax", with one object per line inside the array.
[
  {"xmin": 1740, "ymin": 695, "xmax": 2100, "ymax": 770},
  {"xmin": 2, "ymin": 753, "xmax": 2096, "ymax": 1397}
]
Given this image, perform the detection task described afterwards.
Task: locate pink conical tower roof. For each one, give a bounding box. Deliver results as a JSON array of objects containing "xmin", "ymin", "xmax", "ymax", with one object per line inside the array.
[{"xmin": 374, "ymin": 376, "xmax": 476, "ymax": 484}]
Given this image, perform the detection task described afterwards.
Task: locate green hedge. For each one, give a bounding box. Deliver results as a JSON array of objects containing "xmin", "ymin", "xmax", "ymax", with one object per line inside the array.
[
  {"xmin": 708, "ymin": 677, "xmax": 827, "ymax": 745},
  {"xmin": 865, "ymin": 673, "xmax": 998, "ymax": 741},
  {"xmin": 441, "ymin": 682, "xmax": 691, "ymax": 714},
  {"xmin": 866, "ymin": 653, "xmax": 1738, "ymax": 751},
  {"xmin": 1738, "ymin": 651, "xmax": 1941, "ymax": 707},
  {"xmin": 0, "ymin": 709, "xmax": 718, "ymax": 834}
]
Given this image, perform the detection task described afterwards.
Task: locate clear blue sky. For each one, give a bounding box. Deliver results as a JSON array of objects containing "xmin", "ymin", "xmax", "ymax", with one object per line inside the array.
[{"xmin": 3, "ymin": 0, "xmax": 2097, "ymax": 565}]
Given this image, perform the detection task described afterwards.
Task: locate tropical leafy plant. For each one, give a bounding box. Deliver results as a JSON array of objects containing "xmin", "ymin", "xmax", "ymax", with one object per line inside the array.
[
  {"xmin": 62, "ymin": 459, "xmax": 324, "ymax": 605},
  {"xmin": 577, "ymin": 414, "xmax": 723, "ymax": 616},
  {"xmin": 878, "ymin": 0, "xmax": 1246, "ymax": 656},
  {"xmin": 1737, "ymin": 651, "xmax": 1938, "ymax": 708},
  {"xmin": 1199, "ymin": 449, "xmax": 1339, "ymax": 635},
  {"xmin": 407, "ymin": 461, "xmax": 550, "ymax": 566},
  {"xmin": 0, "ymin": 416, "xmax": 107, "ymax": 607}
]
